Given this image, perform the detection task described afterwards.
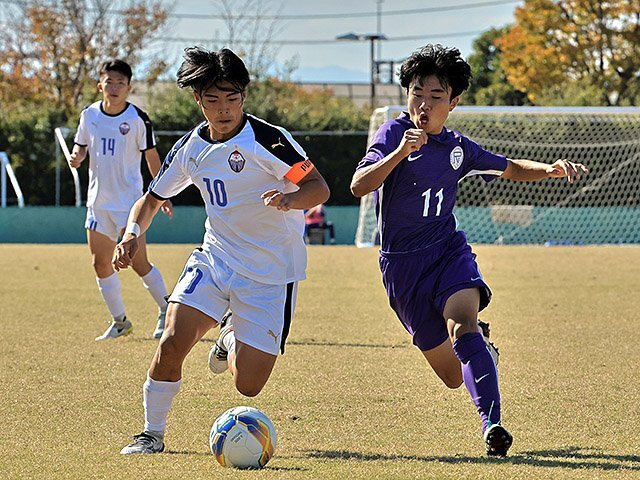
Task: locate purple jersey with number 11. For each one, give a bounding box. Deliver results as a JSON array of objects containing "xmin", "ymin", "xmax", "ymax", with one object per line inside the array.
[{"xmin": 357, "ymin": 112, "xmax": 508, "ymax": 254}]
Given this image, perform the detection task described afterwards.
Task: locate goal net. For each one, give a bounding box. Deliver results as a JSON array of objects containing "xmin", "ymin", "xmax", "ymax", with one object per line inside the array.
[{"xmin": 355, "ymin": 106, "xmax": 640, "ymax": 246}]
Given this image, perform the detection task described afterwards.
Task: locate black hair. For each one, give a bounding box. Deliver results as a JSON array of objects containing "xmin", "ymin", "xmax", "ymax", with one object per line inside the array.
[
  {"xmin": 176, "ymin": 47, "xmax": 250, "ymax": 96},
  {"xmin": 98, "ymin": 59, "xmax": 133, "ymax": 83},
  {"xmin": 399, "ymin": 44, "xmax": 471, "ymax": 99}
]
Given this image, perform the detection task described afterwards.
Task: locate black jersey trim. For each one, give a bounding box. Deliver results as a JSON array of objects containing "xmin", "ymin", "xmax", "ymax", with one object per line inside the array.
[
  {"xmin": 99, "ymin": 101, "xmax": 130, "ymax": 117},
  {"xmin": 247, "ymin": 115, "xmax": 306, "ymax": 167},
  {"xmin": 280, "ymin": 282, "xmax": 295, "ymax": 354},
  {"xmin": 149, "ymin": 190, "xmax": 169, "ymax": 201},
  {"xmin": 132, "ymin": 104, "xmax": 156, "ymax": 149},
  {"xmin": 148, "ymin": 128, "xmax": 193, "ymax": 195},
  {"xmin": 73, "ymin": 142, "xmax": 88, "ymax": 147},
  {"xmin": 196, "ymin": 116, "xmax": 248, "ymax": 144}
]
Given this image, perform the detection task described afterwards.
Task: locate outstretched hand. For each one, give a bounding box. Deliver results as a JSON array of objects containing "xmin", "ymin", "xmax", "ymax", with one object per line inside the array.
[
  {"xmin": 547, "ymin": 159, "xmax": 589, "ymax": 184},
  {"xmin": 112, "ymin": 235, "xmax": 139, "ymax": 271}
]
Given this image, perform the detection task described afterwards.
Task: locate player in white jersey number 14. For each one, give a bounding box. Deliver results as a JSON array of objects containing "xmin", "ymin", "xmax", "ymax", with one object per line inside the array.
[
  {"xmin": 69, "ymin": 59, "xmax": 173, "ymax": 341},
  {"xmin": 113, "ymin": 47, "xmax": 330, "ymax": 455}
]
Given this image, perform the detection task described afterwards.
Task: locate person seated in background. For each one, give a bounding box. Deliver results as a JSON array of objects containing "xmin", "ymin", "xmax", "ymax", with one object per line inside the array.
[{"xmin": 304, "ymin": 203, "xmax": 335, "ymax": 244}]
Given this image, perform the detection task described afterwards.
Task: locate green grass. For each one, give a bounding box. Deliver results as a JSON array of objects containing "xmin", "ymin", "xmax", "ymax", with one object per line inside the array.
[{"xmin": 1, "ymin": 244, "xmax": 639, "ymax": 479}]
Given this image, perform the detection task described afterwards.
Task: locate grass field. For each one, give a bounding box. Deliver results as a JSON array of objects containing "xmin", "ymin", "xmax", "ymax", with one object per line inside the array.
[{"xmin": 1, "ymin": 244, "xmax": 639, "ymax": 479}]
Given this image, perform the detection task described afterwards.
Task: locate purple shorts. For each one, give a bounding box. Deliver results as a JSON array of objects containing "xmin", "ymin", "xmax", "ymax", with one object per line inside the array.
[{"xmin": 379, "ymin": 231, "xmax": 492, "ymax": 352}]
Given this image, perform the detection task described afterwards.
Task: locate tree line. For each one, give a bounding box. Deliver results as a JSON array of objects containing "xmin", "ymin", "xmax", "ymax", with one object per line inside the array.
[{"xmin": 0, "ymin": 0, "xmax": 637, "ymax": 206}]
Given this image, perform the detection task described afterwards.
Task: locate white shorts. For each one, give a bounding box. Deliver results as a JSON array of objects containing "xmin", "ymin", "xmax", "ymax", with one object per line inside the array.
[
  {"xmin": 85, "ymin": 207, "xmax": 129, "ymax": 242},
  {"xmin": 169, "ymin": 248, "xmax": 298, "ymax": 356}
]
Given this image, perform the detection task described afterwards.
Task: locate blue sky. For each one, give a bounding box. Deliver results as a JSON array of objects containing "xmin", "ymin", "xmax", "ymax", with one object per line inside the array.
[{"xmin": 156, "ymin": 0, "xmax": 523, "ymax": 82}]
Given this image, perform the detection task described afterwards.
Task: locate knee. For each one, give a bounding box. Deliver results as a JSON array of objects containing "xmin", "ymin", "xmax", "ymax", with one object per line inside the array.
[
  {"xmin": 92, "ymin": 257, "xmax": 113, "ymax": 277},
  {"xmin": 234, "ymin": 378, "xmax": 265, "ymax": 398},
  {"xmin": 155, "ymin": 334, "xmax": 185, "ymax": 370},
  {"xmin": 447, "ymin": 317, "xmax": 478, "ymax": 339},
  {"xmin": 435, "ymin": 368, "xmax": 464, "ymax": 389},
  {"xmin": 442, "ymin": 377, "xmax": 464, "ymax": 389},
  {"xmin": 132, "ymin": 261, "xmax": 152, "ymax": 277}
]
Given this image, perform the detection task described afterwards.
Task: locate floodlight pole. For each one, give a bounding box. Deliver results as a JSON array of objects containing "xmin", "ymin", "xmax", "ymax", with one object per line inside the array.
[{"xmin": 336, "ymin": 32, "xmax": 387, "ymax": 108}]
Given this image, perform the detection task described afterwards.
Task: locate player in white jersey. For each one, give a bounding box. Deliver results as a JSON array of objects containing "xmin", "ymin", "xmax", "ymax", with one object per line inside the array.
[
  {"xmin": 69, "ymin": 59, "xmax": 173, "ymax": 341},
  {"xmin": 114, "ymin": 47, "xmax": 330, "ymax": 455}
]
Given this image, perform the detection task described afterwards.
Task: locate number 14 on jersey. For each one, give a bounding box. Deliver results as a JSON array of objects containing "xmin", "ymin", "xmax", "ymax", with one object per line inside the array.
[{"xmin": 101, "ymin": 137, "xmax": 115, "ymax": 156}]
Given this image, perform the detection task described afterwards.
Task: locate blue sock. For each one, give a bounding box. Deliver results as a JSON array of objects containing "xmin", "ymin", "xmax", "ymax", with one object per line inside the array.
[{"xmin": 453, "ymin": 332, "xmax": 501, "ymax": 432}]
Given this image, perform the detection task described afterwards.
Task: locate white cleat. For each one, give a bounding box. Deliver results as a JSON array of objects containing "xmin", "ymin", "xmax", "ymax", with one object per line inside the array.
[
  {"xmin": 208, "ymin": 312, "xmax": 234, "ymax": 374},
  {"xmin": 95, "ymin": 318, "xmax": 132, "ymax": 341},
  {"xmin": 120, "ymin": 432, "xmax": 164, "ymax": 454},
  {"xmin": 478, "ymin": 320, "xmax": 499, "ymax": 366},
  {"xmin": 153, "ymin": 310, "xmax": 166, "ymax": 339}
]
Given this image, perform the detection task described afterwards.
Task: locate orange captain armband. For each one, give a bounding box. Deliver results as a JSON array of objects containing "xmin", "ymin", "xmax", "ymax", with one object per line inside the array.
[{"xmin": 284, "ymin": 159, "xmax": 315, "ymax": 184}]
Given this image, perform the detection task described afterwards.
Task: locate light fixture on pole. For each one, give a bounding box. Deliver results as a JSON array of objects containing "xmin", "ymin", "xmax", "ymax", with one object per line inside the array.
[{"xmin": 336, "ymin": 32, "xmax": 387, "ymax": 107}]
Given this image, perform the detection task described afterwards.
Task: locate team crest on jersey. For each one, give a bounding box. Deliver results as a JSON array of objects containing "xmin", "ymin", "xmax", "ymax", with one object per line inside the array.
[
  {"xmin": 228, "ymin": 149, "xmax": 246, "ymax": 172},
  {"xmin": 450, "ymin": 146, "xmax": 464, "ymax": 170},
  {"xmin": 119, "ymin": 122, "xmax": 131, "ymax": 135}
]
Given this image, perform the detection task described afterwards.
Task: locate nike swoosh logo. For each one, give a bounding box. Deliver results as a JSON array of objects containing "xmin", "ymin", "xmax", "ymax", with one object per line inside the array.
[
  {"xmin": 407, "ymin": 154, "xmax": 423, "ymax": 162},
  {"xmin": 471, "ymin": 276, "xmax": 482, "ymax": 281},
  {"xmin": 474, "ymin": 373, "xmax": 490, "ymax": 383}
]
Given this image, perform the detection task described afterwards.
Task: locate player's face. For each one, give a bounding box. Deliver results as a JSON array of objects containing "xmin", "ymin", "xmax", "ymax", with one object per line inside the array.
[
  {"xmin": 97, "ymin": 71, "xmax": 131, "ymax": 105},
  {"xmin": 195, "ymin": 82, "xmax": 245, "ymax": 141},
  {"xmin": 407, "ymin": 75, "xmax": 459, "ymax": 134}
]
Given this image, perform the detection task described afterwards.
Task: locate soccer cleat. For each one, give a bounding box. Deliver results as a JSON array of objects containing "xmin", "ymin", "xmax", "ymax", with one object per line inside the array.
[
  {"xmin": 208, "ymin": 311, "xmax": 234, "ymax": 374},
  {"xmin": 478, "ymin": 319, "xmax": 500, "ymax": 366},
  {"xmin": 153, "ymin": 310, "xmax": 166, "ymax": 339},
  {"xmin": 95, "ymin": 318, "xmax": 132, "ymax": 341},
  {"xmin": 120, "ymin": 432, "xmax": 165, "ymax": 455},
  {"xmin": 484, "ymin": 423, "xmax": 513, "ymax": 457}
]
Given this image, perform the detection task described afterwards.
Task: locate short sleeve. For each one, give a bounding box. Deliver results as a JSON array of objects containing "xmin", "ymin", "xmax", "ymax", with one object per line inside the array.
[
  {"xmin": 459, "ymin": 137, "xmax": 508, "ymax": 182},
  {"xmin": 357, "ymin": 121, "xmax": 401, "ymax": 170},
  {"xmin": 148, "ymin": 133, "xmax": 192, "ymax": 200},
  {"xmin": 73, "ymin": 110, "xmax": 89, "ymax": 146},
  {"xmin": 133, "ymin": 106, "xmax": 156, "ymax": 151}
]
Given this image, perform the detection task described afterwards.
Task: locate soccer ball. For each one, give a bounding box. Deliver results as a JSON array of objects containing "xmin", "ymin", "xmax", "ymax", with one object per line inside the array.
[{"xmin": 209, "ymin": 406, "xmax": 277, "ymax": 469}]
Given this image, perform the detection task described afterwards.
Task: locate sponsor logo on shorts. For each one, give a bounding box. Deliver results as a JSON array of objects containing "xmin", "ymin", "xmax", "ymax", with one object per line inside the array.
[{"xmin": 266, "ymin": 329, "xmax": 280, "ymax": 344}]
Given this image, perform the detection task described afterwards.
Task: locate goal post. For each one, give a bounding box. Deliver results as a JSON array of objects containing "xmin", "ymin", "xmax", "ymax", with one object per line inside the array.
[{"xmin": 354, "ymin": 106, "xmax": 640, "ymax": 246}]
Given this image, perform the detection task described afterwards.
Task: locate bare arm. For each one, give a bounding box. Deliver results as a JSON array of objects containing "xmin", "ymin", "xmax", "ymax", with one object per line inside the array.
[
  {"xmin": 112, "ymin": 192, "xmax": 164, "ymax": 270},
  {"xmin": 261, "ymin": 167, "xmax": 330, "ymax": 211},
  {"xmin": 350, "ymin": 128, "xmax": 427, "ymax": 197},
  {"xmin": 502, "ymin": 158, "xmax": 588, "ymax": 184},
  {"xmin": 144, "ymin": 147, "xmax": 173, "ymax": 218},
  {"xmin": 69, "ymin": 144, "xmax": 87, "ymax": 168},
  {"xmin": 144, "ymin": 147, "xmax": 162, "ymax": 177}
]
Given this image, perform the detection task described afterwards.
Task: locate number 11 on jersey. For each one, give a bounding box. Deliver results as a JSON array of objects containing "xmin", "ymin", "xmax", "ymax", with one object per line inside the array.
[{"xmin": 422, "ymin": 188, "xmax": 443, "ymax": 217}]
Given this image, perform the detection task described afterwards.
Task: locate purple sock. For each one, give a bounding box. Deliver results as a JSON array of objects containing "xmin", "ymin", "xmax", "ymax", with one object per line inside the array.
[{"xmin": 453, "ymin": 332, "xmax": 501, "ymax": 432}]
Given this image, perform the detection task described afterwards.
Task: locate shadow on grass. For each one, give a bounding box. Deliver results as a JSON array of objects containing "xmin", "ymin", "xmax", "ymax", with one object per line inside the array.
[
  {"xmin": 286, "ymin": 340, "xmax": 408, "ymax": 349},
  {"xmin": 130, "ymin": 335, "xmax": 407, "ymax": 349},
  {"xmin": 164, "ymin": 451, "xmax": 308, "ymax": 472},
  {"xmin": 302, "ymin": 446, "xmax": 640, "ymax": 471}
]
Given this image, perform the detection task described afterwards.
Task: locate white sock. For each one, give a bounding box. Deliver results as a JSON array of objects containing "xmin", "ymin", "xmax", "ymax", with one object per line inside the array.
[
  {"xmin": 96, "ymin": 273, "xmax": 125, "ymax": 321},
  {"xmin": 141, "ymin": 265, "xmax": 168, "ymax": 311},
  {"xmin": 143, "ymin": 374, "xmax": 182, "ymax": 437},
  {"xmin": 222, "ymin": 329, "xmax": 236, "ymax": 354}
]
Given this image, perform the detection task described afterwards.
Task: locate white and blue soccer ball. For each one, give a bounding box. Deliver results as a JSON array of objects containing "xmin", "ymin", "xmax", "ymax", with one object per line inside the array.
[{"xmin": 209, "ymin": 406, "xmax": 277, "ymax": 469}]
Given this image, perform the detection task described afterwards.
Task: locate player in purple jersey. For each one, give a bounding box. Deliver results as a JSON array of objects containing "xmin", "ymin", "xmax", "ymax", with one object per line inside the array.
[{"xmin": 351, "ymin": 44, "xmax": 588, "ymax": 456}]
